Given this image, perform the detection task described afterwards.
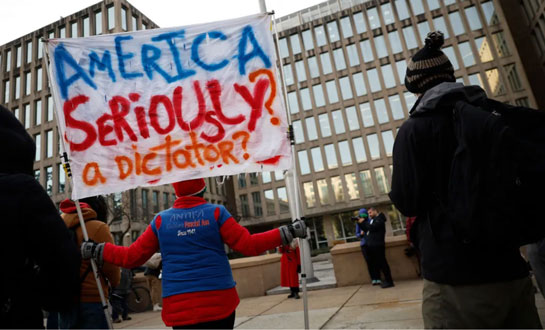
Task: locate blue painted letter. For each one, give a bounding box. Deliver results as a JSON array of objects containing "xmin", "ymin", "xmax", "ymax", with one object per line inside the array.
[
  {"xmin": 89, "ymin": 50, "xmax": 116, "ymax": 82},
  {"xmin": 54, "ymin": 43, "xmax": 97, "ymax": 99},
  {"xmin": 115, "ymin": 36, "xmax": 143, "ymax": 79},
  {"xmin": 151, "ymin": 30, "xmax": 195, "ymax": 82},
  {"xmin": 237, "ymin": 25, "xmax": 271, "ymax": 75},
  {"xmin": 191, "ymin": 31, "xmax": 229, "ymax": 71}
]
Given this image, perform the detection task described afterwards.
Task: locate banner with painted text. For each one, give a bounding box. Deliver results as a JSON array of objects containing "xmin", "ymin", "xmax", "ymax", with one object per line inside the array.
[{"xmin": 47, "ymin": 14, "xmax": 291, "ymax": 199}]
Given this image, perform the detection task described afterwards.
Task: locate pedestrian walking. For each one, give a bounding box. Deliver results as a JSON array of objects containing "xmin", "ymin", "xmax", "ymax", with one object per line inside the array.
[
  {"xmin": 389, "ymin": 31, "xmax": 542, "ymax": 328},
  {"xmin": 80, "ymin": 178, "xmax": 306, "ymax": 329},
  {"xmin": 361, "ymin": 207, "xmax": 394, "ymax": 288},
  {"xmin": 280, "ymin": 240, "xmax": 301, "ymax": 299},
  {"xmin": 0, "ymin": 105, "xmax": 80, "ymax": 329},
  {"xmin": 58, "ymin": 197, "xmax": 120, "ymax": 329}
]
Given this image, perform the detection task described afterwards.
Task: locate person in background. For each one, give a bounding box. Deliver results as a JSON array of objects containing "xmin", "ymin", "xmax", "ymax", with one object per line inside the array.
[
  {"xmin": 59, "ymin": 197, "xmax": 120, "ymax": 329},
  {"xmin": 361, "ymin": 207, "xmax": 394, "ymax": 289},
  {"xmin": 0, "ymin": 105, "xmax": 80, "ymax": 329},
  {"xmin": 144, "ymin": 252, "xmax": 163, "ymax": 311},
  {"xmin": 81, "ymin": 178, "xmax": 306, "ymax": 329},
  {"xmin": 280, "ymin": 240, "xmax": 301, "ymax": 299},
  {"xmin": 111, "ymin": 268, "xmax": 133, "ymax": 323},
  {"xmin": 355, "ymin": 208, "xmax": 380, "ymax": 285}
]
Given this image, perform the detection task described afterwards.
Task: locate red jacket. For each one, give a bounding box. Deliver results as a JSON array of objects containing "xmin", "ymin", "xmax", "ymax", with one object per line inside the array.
[
  {"xmin": 102, "ymin": 196, "xmax": 282, "ymax": 327},
  {"xmin": 280, "ymin": 245, "xmax": 300, "ymax": 288}
]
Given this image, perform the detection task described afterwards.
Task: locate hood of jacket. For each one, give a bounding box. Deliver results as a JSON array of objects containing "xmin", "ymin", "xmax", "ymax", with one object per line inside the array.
[
  {"xmin": 0, "ymin": 105, "xmax": 35, "ymax": 176},
  {"xmin": 410, "ymin": 82, "xmax": 488, "ymax": 116},
  {"xmin": 62, "ymin": 208, "xmax": 98, "ymax": 229}
]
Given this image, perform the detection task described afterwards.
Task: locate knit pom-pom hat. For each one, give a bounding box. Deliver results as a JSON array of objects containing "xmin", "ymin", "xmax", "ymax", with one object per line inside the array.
[
  {"xmin": 172, "ymin": 178, "xmax": 206, "ymax": 197},
  {"xmin": 404, "ymin": 31, "xmax": 455, "ymax": 94}
]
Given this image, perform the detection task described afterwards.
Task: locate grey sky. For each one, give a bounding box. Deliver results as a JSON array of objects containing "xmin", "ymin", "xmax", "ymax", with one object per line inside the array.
[{"xmin": 0, "ymin": 0, "xmax": 323, "ymax": 45}]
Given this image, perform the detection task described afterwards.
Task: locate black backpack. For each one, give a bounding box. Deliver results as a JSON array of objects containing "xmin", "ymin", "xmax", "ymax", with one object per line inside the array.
[{"xmin": 447, "ymin": 98, "xmax": 545, "ymax": 248}]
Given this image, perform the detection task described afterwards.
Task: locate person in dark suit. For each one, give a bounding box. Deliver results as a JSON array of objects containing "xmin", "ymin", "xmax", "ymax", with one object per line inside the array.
[{"xmin": 361, "ymin": 207, "xmax": 394, "ymax": 288}]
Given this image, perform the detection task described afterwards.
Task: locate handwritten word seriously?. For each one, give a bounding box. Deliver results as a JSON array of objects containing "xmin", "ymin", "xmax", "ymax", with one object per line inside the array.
[
  {"xmin": 64, "ymin": 74, "xmax": 274, "ymax": 153},
  {"xmin": 54, "ymin": 26, "xmax": 272, "ymax": 100}
]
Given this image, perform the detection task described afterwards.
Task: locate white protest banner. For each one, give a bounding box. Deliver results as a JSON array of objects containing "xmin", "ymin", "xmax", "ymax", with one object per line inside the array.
[{"xmin": 47, "ymin": 14, "xmax": 291, "ymax": 199}]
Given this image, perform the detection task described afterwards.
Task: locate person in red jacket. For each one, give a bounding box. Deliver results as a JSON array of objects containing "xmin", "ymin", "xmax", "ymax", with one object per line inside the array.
[
  {"xmin": 279, "ymin": 240, "xmax": 301, "ymax": 299},
  {"xmin": 81, "ymin": 178, "xmax": 306, "ymax": 329}
]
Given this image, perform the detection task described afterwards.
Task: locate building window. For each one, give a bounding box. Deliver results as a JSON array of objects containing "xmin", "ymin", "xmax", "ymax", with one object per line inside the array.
[
  {"xmin": 345, "ymin": 173, "xmax": 360, "ymax": 200},
  {"xmin": 45, "ymin": 166, "xmax": 53, "ymax": 196},
  {"xmin": 402, "ymin": 26, "xmax": 418, "ymax": 50},
  {"xmin": 278, "ymin": 38, "xmax": 289, "ymax": 58},
  {"xmin": 331, "ymin": 176, "xmax": 344, "ymax": 202},
  {"xmin": 412, "ymin": 0, "xmax": 425, "ymax": 15},
  {"xmin": 252, "ymin": 192, "xmax": 263, "ymax": 217},
  {"xmin": 283, "ymin": 64, "xmax": 293, "ymax": 85},
  {"xmin": 298, "ymin": 150, "xmax": 311, "ymax": 175},
  {"xmin": 382, "ymin": 130, "xmax": 395, "ymax": 157},
  {"xmin": 142, "ymin": 189, "xmax": 149, "ymax": 219},
  {"xmin": 308, "ymin": 56, "xmax": 319, "ymax": 78},
  {"xmin": 388, "ymin": 31, "xmax": 403, "ymax": 54},
  {"xmin": 275, "ymin": 170, "xmax": 284, "ymax": 181},
  {"xmin": 374, "ymin": 35, "xmax": 387, "ymax": 59},
  {"xmin": 34, "ymin": 133, "xmax": 41, "ymax": 161},
  {"xmin": 433, "ymin": 17, "xmax": 449, "ymax": 39},
  {"xmin": 465, "ymin": 6, "xmax": 482, "ymax": 31},
  {"xmin": 485, "ymin": 68, "xmax": 505, "ymax": 96},
  {"xmin": 287, "ymin": 91, "xmax": 299, "ymax": 114},
  {"xmin": 71, "ymin": 21, "xmax": 78, "ymax": 38},
  {"xmin": 132, "ymin": 16, "xmax": 138, "ymax": 31},
  {"xmin": 327, "ymin": 21, "xmax": 340, "ymax": 42},
  {"xmin": 303, "ymin": 182, "xmax": 316, "ymax": 208},
  {"xmin": 353, "ymin": 12, "xmax": 367, "ymax": 34},
  {"xmin": 15, "ymin": 76, "xmax": 20, "ymax": 100},
  {"xmin": 249, "ymin": 173, "xmax": 258, "ymax": 185},
  {"xmin": 265, "ymin": 189, "xmax": 276, "ymax": 215},
  {"xmin": 47, "ymin": 96, "xmax": 54, "ymax": 121},
  {"xmin": 290, "ymin": 34, "xmax": 301, "ymax": 55},
  {"xmin": 300, "ymin": 88, "xmax": 312, "ymax": 110},
  {"xmin": 374, "ymin": 167, "xmax": 389, "ymax": 194},
  {"xmin": 367, "ymin": 133, "xmax": 380, "ymax": 160},
  {"xmin": 318, "ymin": 113, "xmax": 332, "ymax": 137},
  {"xmin": 352, "ymin": 72, "xmax": 367, "ymax": 96},
  {"xmin": 331, "ymin": 110, "xmax": 346, "ymax": 134},
  {"xmin": 427, "ymin": 0, "xmax": 440, "ymax": 11},
  {"xmin": 293, "ymin": 120, "xmax": 304, "ymax": 144},
  {"xmin": 339, "ymin": 76, "xmax": 353, "ymax": 100},
  {"xmin": 475, "ymin": 37, "xmax": 493, "ymax": 63},
  {"xmin": 15, "ymin": 46, "xmax": 21, "ymax": 68},
  {"xmin": 417, "ymin": 21, "xmax": 430, "ymax": 44},
  {"xmin": 25, "ymin": 72, "xmax": 31, "ymax": 95},
  {"xmin": 315, "ymin": 25, "xmax": 327, "ymax": 46},
  {"xmin": 403, "ymin": 91, "xmax": 417, "ymax": 109},
  {"xmin": 37, "ymin": 39, "xmax": 43, "ymax": 59},
  {"xmin": 481, "ymin": 1, "xmax": 499, "ymax": 25},
  {"xmin": 324, "ymin": 144, "xmax": 338, "ymax": 169},
  {"xmin": 339, "ymin": 140, "xmax": 352, "ymax": 166},
  {"xmin": 46, "ymin": 130, "xmax": 53, "ymax": 158},
  {"xmin": 360, "ymin": 39, "xmax": 374, "ymax": 63},
  {"xmin": 59, "ymin": 26, "xmax": 66, "ymax": 38},
  {"xmin": 313, "ymin": 84, "xmax": 326, "ymax": 107},
  {"xmin": 367, "ymin": 7, "xmax": 380, "ymax": 30},
  {"xmin": 505, "ymin": 64, "xmax": 523, "ymax": 92},
  {"xmin": 5, "ymin": 49, "xmax": 11, "ymax": 72},
  {"xmin": 374, "ymin": 98, "xmax": 389, "ymax": 124},
  {"xmin": 302, "ymin": 30, "xmax": 313, "ymax": 50},
  {"xmin": 26, "ymin": 41, "xmax": 32, "ymax": 63},
  {"xmin": 108, "ymin": 6, "xmax": 115, "ymax": 30},
  {"xmin": 367, "ymin": 68, "xmax": 381, "ymax": 93},
  {"xmin": 320, "ymin": 52, "xmax": 333, "ymax": 74},
  {"xmin": 333, "ymin": 48, "xmax": 346, "ymax": 71},
  {"xmin": 345, "ymin": 106, "xmax": 360, "ymax": 131},
  {"xmin": 305, "ymin": 116, "xmax": 318, "ymax": 141},
  {"xmin": 449, "ymin": 12, "xmax": 465, "ymax": 36},
  {"xmin": 360, "ymin": 102, "xmax": 374, "ymax": 127},
  {"xmin": 240, "ymin": 194, "xmax": 249, "ymax": 217},
  {"xmin": 163, "ymin": 192, "xmax": 169, "ymax": 209},
  {"xmin": 381, "ymin": 64, "xmax": 396, "ymax": 88},
  {"xmin": 277, "ymin": 187, "xmax": 289, "ymax": 213},
  {"xmin": 311, "ymin": 147, "xmax": 324, "ymax": 172},
  {"xmin": 83, "ymin": 17, "xmax": 90, "ymax": 37},
  {"xmin": 316, "ymin": 179, "xmax": 330, "ymax": 205},
  {"xmin": 152, "ymin": 191, "xmax": 159, "ymax": 213},
  {"xmin": 58, "ymin": 163, "xmax": 65, "ymax": 193},
  {"xmin": 36, "ymin": 67, "xmax": 42, "ymax": 92},
  {"xmin": 262, "ymin": 171, "xmax": 272, "ymax": 183},
  {"xmin": 360, "ymin": 170, "xmax": 374, "ymax": 197},
  {"xmin": 395, "ymin": 0, "xmax": 410, "ymax": 20},
  {"xmin": 13, "ymin": 107, "xmax": 19, "ymax": 121},
  {"xmin": 238, "ymin": 173, "xmax": 246, "ymax": 188},
  {"xmin": 381, "ymin": 3, "xmax": 395, "ymax": 25},
  {"xmin": 389, "ymin": 94, "xmax": 404, "ymax": 120},
  {"xmin": 121, "ymin": 7, "xmax": 128, "ymax": 31},
  {"xmin": 34, "ymin": 169, "xmax": 40, "ymax": 182},
  {"xmin": 326, "ymin": 80, "xmax": 339, "ymax": 104},
  {"xmin": 35, "ymin": 100, "xmax": 42, "ymax": 126},
  {"xmin": 24, "ymin": 104, "xmax": 30, "ymax": 128},
  {"xmin": 346, "ymin": 44, "xmax": 360, "ymax": 67},
  {"xmin": 491, "ymin": 32, "xmax": 511, "ymax": 58},
  {"xmin": 458, "ymin": 42, "xmax": 475, "ymax": 67},
  {"xmin": 352, "ymin": 137, "xmax": 367, "ymax": 163},
  {"xmin": 442, "ymin": 47, "xmax": 459, "ymax": 70},
  {"xmin": 340, "ymin": 16, "xmax": 353, "ymax": 38}
]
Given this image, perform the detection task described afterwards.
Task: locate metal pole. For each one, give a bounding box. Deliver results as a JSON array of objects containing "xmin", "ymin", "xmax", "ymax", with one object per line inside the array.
[
  {"xmin": 42, "ymin": 39, "xmax": 113, "ymax": 330},
  {"xmin": 268, "ymin": 7, "xmax": 311, "ymax": 329}
]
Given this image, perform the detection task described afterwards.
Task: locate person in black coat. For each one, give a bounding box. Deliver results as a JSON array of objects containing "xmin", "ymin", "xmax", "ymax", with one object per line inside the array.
[
  {"xmin": 0, "ymin": 105, "xmax": 81, "ymax": 328},
  {"xmin": 361, "ymin": 207, "xmax": 394, "ymax": 288}
]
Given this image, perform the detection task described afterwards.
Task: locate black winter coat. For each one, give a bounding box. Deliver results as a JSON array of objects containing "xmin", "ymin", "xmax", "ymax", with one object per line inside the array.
[
  {"xmin": 0, "ymin": 106, "xmax": 81, "ymax": 328},
  {"xmin": 389, "ymin": 82, "xmax": 528, "ymax": 285},
  {"xmin": 361, "ymin": 213, "xmax": 387, "ymax": 247}
]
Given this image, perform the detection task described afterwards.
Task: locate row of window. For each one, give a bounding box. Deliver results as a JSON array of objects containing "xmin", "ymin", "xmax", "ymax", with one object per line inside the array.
[
  {"xmin": 278, "ymin": 1, "xmax": 498, "ymax": 59},
  {"xmin": 12, "ymin": 95, "xmax": 54, "ymax": 128},
  {"xmin": 522, "ymin": 2, "xmax": 545, "ymax": 58},
  {"xmin": 3, "ymin": 67, "xmax": 44, "ymax": 103}
]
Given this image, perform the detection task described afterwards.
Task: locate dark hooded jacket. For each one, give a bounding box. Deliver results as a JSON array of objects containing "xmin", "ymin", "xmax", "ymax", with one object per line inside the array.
[
  {"xmin": 361, "ymin": 212, "xmax": 387, "ymax": 247},
  {"xmin": 0, "ymin": 105, "xmax": 80, "ymax": 328},
  {"xmin": 389, "ymin": 82, "xmax": 528, "ymax": 285}
]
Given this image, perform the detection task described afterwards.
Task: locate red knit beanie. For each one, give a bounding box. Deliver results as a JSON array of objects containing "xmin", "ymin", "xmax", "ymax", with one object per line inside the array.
[
  {"xmin": 60, "ymin": 199, "xmax": 91, "ymax": 214},
  {"xmin": 172, "ymin": 178, "xmax": 206, "ymax": 197}
]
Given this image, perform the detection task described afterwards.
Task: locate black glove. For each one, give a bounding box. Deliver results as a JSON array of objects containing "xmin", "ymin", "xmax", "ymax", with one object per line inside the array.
[
  {"xmin": 279, "ymin": 219, "xmax": 307, "ymax": 245},
  {"xmin": 81, "ymin": 240, "xmax": 105, "ymax": 267},
  {"xmin": 297, "ymin": 265, "xmax": 301, "ymax": 273}
]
